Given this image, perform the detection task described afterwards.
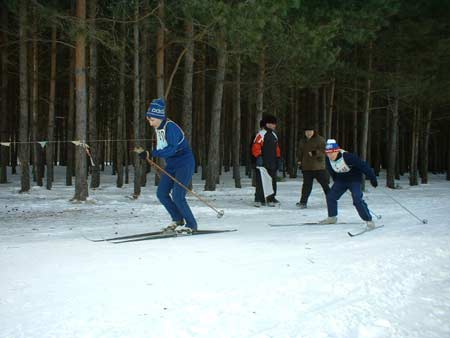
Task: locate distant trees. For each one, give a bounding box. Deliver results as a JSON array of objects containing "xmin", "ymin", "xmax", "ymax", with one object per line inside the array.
[{"xmin": 0, "ymin": 0, "xmax": 449, "ymax": 197}]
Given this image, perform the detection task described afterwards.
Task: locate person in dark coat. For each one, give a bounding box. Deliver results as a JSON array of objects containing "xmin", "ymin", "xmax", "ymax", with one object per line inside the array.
[
  {"xmin": 297, "ymin": 127, "xmax": 330, "ymax": 208},
  {"xmin": 251, "ymin": 115, "xmax": 281, "ymax": 207},
  {"xmin": 319, "ymin": 139, "xmax": 378, "ymax": 228}
]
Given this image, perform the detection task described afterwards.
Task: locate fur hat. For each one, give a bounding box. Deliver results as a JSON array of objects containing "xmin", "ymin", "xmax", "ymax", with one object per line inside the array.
[{"xmin": 263, "ymin": 115, "xmax": 277, "ymax": 124}]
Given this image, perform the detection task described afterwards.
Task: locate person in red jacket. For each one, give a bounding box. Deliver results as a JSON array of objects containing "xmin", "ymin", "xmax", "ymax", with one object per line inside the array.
[{"xmin": 251, "ymin": 115, "xmax": 282, "ymax": 207}]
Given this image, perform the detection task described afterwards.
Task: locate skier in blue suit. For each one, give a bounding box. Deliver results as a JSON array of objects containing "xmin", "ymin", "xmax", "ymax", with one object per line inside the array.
[
  {"xmin": 319, "ymin": 139, "xmax": 378, "ymax": 228},
  {"xmin": 139, "ymin": 98, "xmax": 197, "ymax": 233}
]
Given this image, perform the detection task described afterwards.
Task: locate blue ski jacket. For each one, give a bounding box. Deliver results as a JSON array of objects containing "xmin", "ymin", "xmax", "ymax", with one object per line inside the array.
[
  {"xmin": 151, "ymin": 119, "xmax": 195, "ymax": 169},
  {"xmin": 326, "ymin": 150, "xmax": 377, "ymax": 183}
]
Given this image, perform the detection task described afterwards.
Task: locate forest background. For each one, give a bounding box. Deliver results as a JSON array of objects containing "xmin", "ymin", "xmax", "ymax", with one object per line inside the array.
[{"xmin": 0, "ymin": 0, "xmax": 449, "ymax": 201}]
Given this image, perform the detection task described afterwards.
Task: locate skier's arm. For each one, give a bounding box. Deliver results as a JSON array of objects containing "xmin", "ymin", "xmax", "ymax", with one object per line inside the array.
[
  {"xmin": 325, "ymin": 158, "xmax": 336, "ymax": 179},
  {"xmin": 343, "ymin": 153, "xmax": 377, "ymax": 182}
]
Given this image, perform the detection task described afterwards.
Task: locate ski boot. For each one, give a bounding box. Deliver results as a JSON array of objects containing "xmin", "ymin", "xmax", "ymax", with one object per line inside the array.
[
  {"xmin": 162, "ymin": 220, "xmax": 185, "ymax": 233},
  {"xmin": 174, "ymin": 225, "xmax": 196, "ymax": 235},
  {"xmin": 366, "ymin": 220, "xmax": 376, "ymax": 229},
  {"xmin": 318, "ymin": 216, "xmax": 337, "ymax": 224},
  {"xmin": 296, "ymin": 202, "xmax": 307, "ymax": 209}
]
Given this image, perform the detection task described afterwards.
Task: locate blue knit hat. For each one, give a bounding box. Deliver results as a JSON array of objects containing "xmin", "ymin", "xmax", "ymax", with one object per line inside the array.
[
  {"xmin": 146, "ymin": 98, "xmax": 166, "ymax": 119},
  {"xmin": 325, "ymin": 139, "xmax": 340, "ymax": 153}
]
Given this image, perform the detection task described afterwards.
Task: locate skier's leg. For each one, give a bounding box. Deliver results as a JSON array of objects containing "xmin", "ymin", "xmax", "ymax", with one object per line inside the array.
[
  {"xmin": 172, "ymin": 164, "xmax": 198, "ymax": 230},
  {"xmin": 349, "ymin": 181, "xmax": 372, "ymax": 221},
  {"xmin": 156, "ymin": 168, "xmax": 183, "ymax": 223},
  {"xmin": 300, "ymin": 171, "xmax": 313, "ymax": 205},
  {"xmin": 326, "ymin": 181, "xmax": 347, "ymax": 217}
]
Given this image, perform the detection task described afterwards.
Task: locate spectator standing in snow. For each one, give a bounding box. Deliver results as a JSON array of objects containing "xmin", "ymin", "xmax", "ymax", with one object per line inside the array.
[
  {"xmin": 139, "ymin": 98, "xmax": 197, "ymax": 233},
  {"xmin": 251, "ymin": 115, "xmax": 282, "ymax": 207},
  {"xmin": 297, "ymin": 127, "xmax": 330, "ymax": 208},
  {"xmin": 319, "ymin": 139, "xmax": 378, "ymax": 228}
]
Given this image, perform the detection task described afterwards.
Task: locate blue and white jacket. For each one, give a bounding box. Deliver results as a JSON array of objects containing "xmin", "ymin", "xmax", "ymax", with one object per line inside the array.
[
  {"xmin": 151, "ymin": 119, "xmax": 194, "ymax": 169},
  {"xmin": 326, "ymin": 150, "xmax": 376, "ymax": 183}
]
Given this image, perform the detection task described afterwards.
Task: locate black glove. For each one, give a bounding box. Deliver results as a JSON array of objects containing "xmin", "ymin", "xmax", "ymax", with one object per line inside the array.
[
  {"xmin": 370, "ymin": 178, "xmax": 378, "ymax": 188},
  {"xmin": 256, "ymin": 157, "xmax": 263, "ymax": 167},
  {"xmin": 138, "ymin": 150, "xmax": 149, "ymax": 160}
]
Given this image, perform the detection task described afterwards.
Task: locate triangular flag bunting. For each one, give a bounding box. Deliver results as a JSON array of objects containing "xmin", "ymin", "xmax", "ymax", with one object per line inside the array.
[
  {"xmin": 38, "ymin": 141, "xmax": 47, "ymax": 148},
  {"xmin": 0, "ymin": 142, "xmax": 11, "ymax": 147}
]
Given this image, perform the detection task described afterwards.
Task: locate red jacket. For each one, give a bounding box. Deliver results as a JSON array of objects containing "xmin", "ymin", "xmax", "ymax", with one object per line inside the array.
[{"xmin": 252, "ymin": 129, "xmax": 281, "ymax": 169}]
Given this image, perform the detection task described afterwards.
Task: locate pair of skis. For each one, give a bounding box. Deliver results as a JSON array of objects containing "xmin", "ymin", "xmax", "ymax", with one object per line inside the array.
[
  {"xmin": 269, "ymin": 221, "xmax": 384, "ymax": 237},
  {"xmin": 84, "ymin": 228, "xmax": 237, "ymax": 244}
]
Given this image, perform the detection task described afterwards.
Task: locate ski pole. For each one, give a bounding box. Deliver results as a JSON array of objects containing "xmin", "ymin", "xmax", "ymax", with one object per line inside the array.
[
  {"xmin": 380, "ymin": 189, "xmax": 428, "ymax": 224},
  {"xmin": 345, "ymin": 192, "xmax": 382, "ymax": 220},
  {"xmin": 134, "ymin": 148, "xmax": 225, "ymax": 218}
]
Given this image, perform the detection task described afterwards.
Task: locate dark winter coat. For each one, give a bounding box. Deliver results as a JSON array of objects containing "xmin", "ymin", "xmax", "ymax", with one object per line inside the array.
[
  {"xmin": 252, "ymin": 127, "xmax": 281, "ymax": 171},
  {"xmin": 298, "ymin": 132, "xmax": 326, "ymax": 171}
]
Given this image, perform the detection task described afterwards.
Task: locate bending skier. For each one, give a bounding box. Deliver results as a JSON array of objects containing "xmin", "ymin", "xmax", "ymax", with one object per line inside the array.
[
  {"xmin": 320, "ymin": 139, "xmax": 378, "ymax": 228},
  {"xmin": 139, "ymin": 98, "xmax": 197, "ymax": 233}
]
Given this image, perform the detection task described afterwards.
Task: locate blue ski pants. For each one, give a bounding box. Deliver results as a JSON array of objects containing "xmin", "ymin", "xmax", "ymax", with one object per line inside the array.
[
  {"xmin": 157, "ymin": 164, "xmax": 197, "ymax": 230},
  {"xmin": 326, "ymin": 180, "xmax": 372, "ymax": 221}
]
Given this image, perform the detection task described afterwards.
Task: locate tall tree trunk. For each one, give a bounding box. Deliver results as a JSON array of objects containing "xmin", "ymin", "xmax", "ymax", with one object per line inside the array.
[
  {"xmin": 66, "ymin": 55, "xmax": 75, "ymax": 186},
  {"xmin": 116, "ymin": 28, "xmax": 126, "ymax": 188},
  {"xmin": 182, "ymin": 18, "xmax": 194, "ymax": 146},
  {"xmin": 31, "ymin": 13, "xmax": 43, "ymax": 186},
  {"xmin": 321, "ymin": 86, "xmax": 327, "ymax": 138},
  {"xmin": 360, "ymin": 42, "xmax": 373, "ymax": 191},
  {"xmin": 197, "ymin": 44, "xmax": 206, "ymax": 180},
  {"xmin": 140, "ymin": 0, "xmax": 150, "ymax": 187},
  {"xmin": 133, "ymin": 1, "xmax": 142, "ymax": 198},
  {"xmin": 0, "ymin": 5, "xmax": 8, "ymax": 183},
  {"xmin": 352, "ymin": 77, "xmax": 358, "ymax": 154},
  {"xmin": 360, "ymin": 43, "xmax": 372, "ymax": 162},
  {"xmin": 88, "ymin": 0, "xmax": 100, "ymax": 189},
  {"xmin": 154, "ymin": 0, "xmax": 165, "ymax": 186},
  {"xmin": 313, "ymin": 87, "xmax": 319, "ymax": 131},
  {"xmin": 46, "ymin": 24, "xmax": 57, "ymax": 190},
  {"xmin": 205, "ymin": 34, "xmax": 227, "ymax": 191},
  {"xmin": 288, "ymin": 90, "xmax": 298, "ymax": 178},
  {"xmin": 73, "ymin": 0, "xmax": 88, "ymax": 201},
  {"xmin": 326, "ymin": 78, "xmax": 335, "ymax": 139},
  {"xmin": 447, "ymin": 124, "xmax": 450, "ymax": 180},
  {"xmin": 19, "ymin": 0, "xmax": 30, "ymax": 193},
  {"xmin": 420, "ymin": 109, "xmax": 432, "ymax": 184},
  {"xmin": 232, "ymin": 55, "xmax": 241, "ymax": 188},
  {"xmin": 387, "ymin": 88, "xmax": 399, "ymax": 188},
  {"xmin": 409, "ymin": 106, "xmax": 420, "ymax": 186},
  {"xmin": 255, "ymin": 50, "xmax": 265, "ymax": 130},
  {"xmin": 246, "ymin": 91, "xmax": 254, "ymax": 178}
]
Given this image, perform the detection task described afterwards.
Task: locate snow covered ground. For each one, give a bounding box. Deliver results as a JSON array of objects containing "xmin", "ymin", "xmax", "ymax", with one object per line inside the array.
[{"xmin": 1, "ymin": 167, "xmax": 449, "ymax": 338}]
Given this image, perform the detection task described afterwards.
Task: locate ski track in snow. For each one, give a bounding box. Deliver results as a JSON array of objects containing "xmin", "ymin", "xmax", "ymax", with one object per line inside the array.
[{"xmin": 1, "ymin": 167, "xmax": 450, "ymax": 338}]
